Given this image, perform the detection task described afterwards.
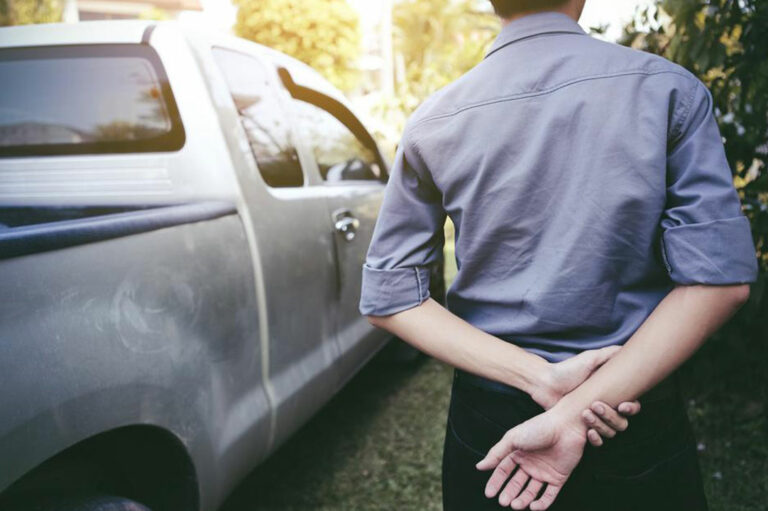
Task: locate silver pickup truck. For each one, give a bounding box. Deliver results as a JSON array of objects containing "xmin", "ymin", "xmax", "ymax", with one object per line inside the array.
[{"xmin": 0, "ymin": 19, "xmax": 444, "ymax": 511}]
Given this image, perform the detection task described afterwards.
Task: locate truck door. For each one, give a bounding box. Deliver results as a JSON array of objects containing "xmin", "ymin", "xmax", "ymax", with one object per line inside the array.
[
  {"xmin": 210, "ymin": 46, "xmax": 341, "ymax": 448},
  {"xmin": 278, "ymin": 71, "xmax": 390, "ymax": 382}
]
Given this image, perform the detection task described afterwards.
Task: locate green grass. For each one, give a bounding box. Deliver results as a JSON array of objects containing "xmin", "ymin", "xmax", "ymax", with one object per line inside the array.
[
  {"xmin": 223, "ymin": 223, "xmax": 766, "ymax": 510},
  {"xmin": 222, "ymin": 353, "xmax": 453, "ymax": 511},
  {"xmin": 677, "ymin": 316, "xmax": 768, "ymax": 511}
]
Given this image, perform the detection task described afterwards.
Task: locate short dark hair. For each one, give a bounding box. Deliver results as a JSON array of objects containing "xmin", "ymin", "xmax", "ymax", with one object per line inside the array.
[{"xmin": 489, "ymin": 0, "xmax": 570, "ymax": 18}]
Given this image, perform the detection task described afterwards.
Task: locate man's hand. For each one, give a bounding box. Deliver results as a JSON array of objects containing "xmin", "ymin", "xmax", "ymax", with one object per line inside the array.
[
  {"xmin": 583, "ymin": 399, "xmax": 641, "ymax": 446},
  {"xmin": 530, "ymin": 346, "xmax": 641, "ymax": 445},
  {"xmin": 367, "ymin": 298, "xmax": 639, "ymax": 445},
  {"xmin": 475, "ymin": 405, "xmax": 587, "ymax": 510},
  {"xmin": 531, "ymin": 346, "xmax": 634, "ymax": 410}
]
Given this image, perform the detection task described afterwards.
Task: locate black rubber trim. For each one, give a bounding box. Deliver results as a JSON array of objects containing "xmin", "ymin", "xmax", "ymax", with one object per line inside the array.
[
  {"xmin": 276, "ymin": 66, "xmax": 389, "ymax": 183},
  {"xmin": 0, "ymin": 201, "xmax": 237, "ymax": 260},
  {"xmin": 141, "ymin": 24, "xmax": 156, "ymax": 45}
]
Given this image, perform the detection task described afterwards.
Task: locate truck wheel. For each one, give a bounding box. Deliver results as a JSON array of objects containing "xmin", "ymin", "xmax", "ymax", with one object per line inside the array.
[{"xmin": 2, "ymin": 493, "xmax": 151, "ymax": 511}]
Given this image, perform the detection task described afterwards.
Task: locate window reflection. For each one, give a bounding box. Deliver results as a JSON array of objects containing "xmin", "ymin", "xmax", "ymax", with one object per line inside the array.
[
  {"xmin": 289, "ymin": 99, "xmax": 380, "ymax": 182},
  {"xmin": 212, "ymin": 47, "xmax": 303, "ymax": 188},
  {"xmin": 0, "ymin": 45, "xmax": 183, "ymax": 156}
]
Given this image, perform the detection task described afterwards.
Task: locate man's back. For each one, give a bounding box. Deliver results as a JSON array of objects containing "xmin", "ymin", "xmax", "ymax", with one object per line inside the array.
[{"xmin": 359, "ymin": 11, "xmax": 757, "ymax": 362}]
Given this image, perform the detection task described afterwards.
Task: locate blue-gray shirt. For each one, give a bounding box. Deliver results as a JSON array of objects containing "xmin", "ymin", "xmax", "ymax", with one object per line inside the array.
[{"xmin": 358, "ymin": 11, "xmax": 758, "ymax": 363}]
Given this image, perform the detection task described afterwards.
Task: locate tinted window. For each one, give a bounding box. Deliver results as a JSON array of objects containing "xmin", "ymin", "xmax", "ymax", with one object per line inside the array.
[
  {"xmin": 0, "ymin": 44, "xmax": 184, "ymax": 157},
  {"xmin": 289, "ymin": 98, "xmax": 380, "ymax": 182},
  {"xmin": 212, "ymin": 47, "xmax": 303, "ymax": 188}
]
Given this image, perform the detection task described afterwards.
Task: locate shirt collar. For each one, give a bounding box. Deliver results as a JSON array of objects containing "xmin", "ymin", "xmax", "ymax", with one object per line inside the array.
[{"xmin": 484, "ymin": 11, "xmax": 588, "ymax": 60}]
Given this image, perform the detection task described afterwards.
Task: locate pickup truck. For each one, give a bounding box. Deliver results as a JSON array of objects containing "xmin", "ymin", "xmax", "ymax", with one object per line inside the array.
[{"xmin": 0, "ymin": 19, "xmax": 445, "ymax": 511}]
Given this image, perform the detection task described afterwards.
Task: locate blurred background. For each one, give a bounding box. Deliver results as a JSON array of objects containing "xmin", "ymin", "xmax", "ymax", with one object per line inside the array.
[{"xmin": 2, "ymin": 1, "xmax": 765, "ymax": 509}]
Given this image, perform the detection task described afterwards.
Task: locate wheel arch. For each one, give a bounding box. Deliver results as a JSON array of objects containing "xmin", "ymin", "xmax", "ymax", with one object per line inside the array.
[{"xmin": 0, "ymin": 424, "xmax": 199, "ymax": 511}]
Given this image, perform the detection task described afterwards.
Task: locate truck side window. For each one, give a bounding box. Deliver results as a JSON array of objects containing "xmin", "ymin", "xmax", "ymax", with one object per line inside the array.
[
  {"xmin": 288, "ymin": 98, "xmax": 380, "ymax": 183},
  {"xmin": 0, "ymin": 44, "xmax": 184, "ymax": 157},
  {"xmin": 212, "ymin": 47, "xmax": 303, "ymax": 188}
]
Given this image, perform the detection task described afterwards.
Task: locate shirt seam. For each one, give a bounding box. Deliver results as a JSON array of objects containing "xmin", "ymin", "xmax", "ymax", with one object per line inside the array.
[
  {"xmin": 659, "ymin": 235, "xmax": 673, "ymax": 275},
  {"xmin": 409, "ymin": 69, "xmax": 696, "ymax": 132},
  {"xmin": 664, "ymin": 215, "xmax": 749, "ymax": 232},
  {"xmin": 484, "ymin": 30, "xmax": 586, "ymax": 59},
  {"xmin": 415, "ymin": 267, "xmax": 423, "ymax": 302},
  {"xmin": 668, "ymin": 79, "xmax": 702, "ymax": 151},
  {"xmin": 403, "ymin": 133, "xmax": 427, "ymax": 181},
  {"xmin": 403, "ymin": 133, "xmax": 444, "ymax": 199}
]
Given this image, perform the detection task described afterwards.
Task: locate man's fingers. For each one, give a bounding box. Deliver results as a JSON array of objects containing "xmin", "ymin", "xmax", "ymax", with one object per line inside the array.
[
  {"xmin": 581, "ymin": 409, "xmax": 616, "ymax": 438},
  {"xmin": 476, "ymin": 429, "xmax": 517, "ymax": 471},
  {"xmin": 618, "ymin": 400, "xmax": 642, "ymax": 416},
  {"xmin": 511, "ymin": 478, "xmax": 543, "ymax": 510},
  {"xmin": 587, "ymin": 428, "xmax": 603, "ymax": 447},
  {"xmin": 591, "ymin": 401, "xmax": 629, "ymax": 431},
  {"xmin": 530, "ymin": 484, "xmax": 562, "ymax": 511},
  {"xmin": 498, "ymin": 466, "xmax": 529, "ymax": 506},
  {"xmin": 483, "ymin": 454, "xmax": 517, "ymax": 498}
]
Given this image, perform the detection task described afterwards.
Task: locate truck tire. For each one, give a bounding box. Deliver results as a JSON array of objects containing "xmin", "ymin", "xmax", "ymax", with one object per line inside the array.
[{"xmin": 3, "ymin": 493, "xmax": 151, "ymax": 511}]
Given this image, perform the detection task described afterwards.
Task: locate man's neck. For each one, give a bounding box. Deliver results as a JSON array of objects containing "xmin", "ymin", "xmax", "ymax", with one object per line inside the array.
[{"xmin": 500, "ymin": 7, "xmax": 580, "ymax": 26}]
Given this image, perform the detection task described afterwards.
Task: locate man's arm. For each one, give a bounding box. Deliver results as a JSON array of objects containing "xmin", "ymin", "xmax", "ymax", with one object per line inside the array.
[
  {"xmin": 476, "ymin": 283, "xmax": 750, "ymax": 510},
  {"xmin": 553, "ymin": 80, "xmax": 759, "ymax": 419},
  {"xmin": 367, "ymin": 297, "xmax": 635, "ymax": 411},
  {"xmin": 556, "ymin": 283, "xmax": 749, "ymax": 418},
  {"xmin": 367, "ymin": 298, "xmax": 547, "ymax": 401}
]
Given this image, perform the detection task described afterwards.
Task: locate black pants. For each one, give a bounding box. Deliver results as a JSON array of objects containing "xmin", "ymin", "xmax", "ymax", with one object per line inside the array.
[{"xmin": 442, "ymin": 368, "xmax": 709, "ymax": 511}]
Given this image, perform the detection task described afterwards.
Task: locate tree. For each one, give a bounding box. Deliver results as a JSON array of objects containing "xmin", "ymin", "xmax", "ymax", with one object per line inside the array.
[
  {"xmin": 386, "ymin": 0, "xmax": 605, "ymax": 136},
  {"xmin": 1, "ymin": 0, "xmax": 62, "ymax": 26},
  {"xmin": 392, "ymin": 0, "xmax": 499, "ymax": 115},
  {"xmin": 232, "ymin": 0, "xmax": 362, "ymax": 92},
  {"xmin": 620, "ymin": 0, "xmax": 768, "ymax": 271},
  {"xmin": 359, "ymin": 0, "xmax": 497, "ymax": 156}
]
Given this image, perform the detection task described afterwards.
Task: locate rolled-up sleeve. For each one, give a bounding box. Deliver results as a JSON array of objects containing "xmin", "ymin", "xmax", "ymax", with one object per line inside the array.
[
  {"xmin": 359, "ymin": 127, "xmax": 446, "ymax": 316},
  {"xmin": 659, "ymin": 78, "xmax": 758, "ymax": 285}
]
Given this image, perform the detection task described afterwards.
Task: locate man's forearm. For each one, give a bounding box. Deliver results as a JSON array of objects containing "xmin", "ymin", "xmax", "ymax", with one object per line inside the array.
[
  {"xmin": 553, "ymin": 283, "xmax": 750, "ymax": 421},
  {"xmin": 366, "ymin": 297, "xmax": 549, "ymax": 397}
]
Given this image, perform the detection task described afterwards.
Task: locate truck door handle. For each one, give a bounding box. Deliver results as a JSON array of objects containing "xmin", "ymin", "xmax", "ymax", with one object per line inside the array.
[{"xmin": 332, "ymin": 208, "xmax": 359, "ymax": 241}]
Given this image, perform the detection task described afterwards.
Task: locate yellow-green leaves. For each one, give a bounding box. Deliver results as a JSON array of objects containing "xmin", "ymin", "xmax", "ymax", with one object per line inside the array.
[{"xmin": 233, "ymin": 0, "xmax": 362, "ymax": 92}]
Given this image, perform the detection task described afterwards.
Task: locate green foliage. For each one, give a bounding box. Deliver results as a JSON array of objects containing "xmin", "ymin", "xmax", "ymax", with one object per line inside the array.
[
  {"xmin": 0, "ymin": 0, "xmax": 62, "ymax": 26},
  {"xmin": 369, "ymin": 1, "xmax": 602, "ymax": 159},
  {"xmin": 358, "ymin": 0, "xmax": 499, "ymax": 158},
  {"xmin": 393, "ymin": 0, "xmax": 500, "ymax": 116},
  {"xmin": 620, "ymin": 1, "xmax": 768, "ymax": 272},
  {"xmin": 232, "ymin": 0, "xmax": 362, "ymax": 92}
]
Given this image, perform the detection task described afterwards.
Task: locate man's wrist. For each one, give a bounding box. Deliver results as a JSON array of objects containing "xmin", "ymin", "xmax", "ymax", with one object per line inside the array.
[
  {"xmin": 550, "ymin": 387, "xmax": 590, "ymax": 426},
  {"xmin": 549, "ymin": 394, "xmax": 590, "ymax": 436},
  {"xmin": 503, "ymin": 351, "xmax": 552, "ymax": 402}
]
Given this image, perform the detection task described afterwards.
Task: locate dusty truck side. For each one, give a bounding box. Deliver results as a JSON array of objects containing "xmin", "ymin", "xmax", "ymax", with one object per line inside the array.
[{"xmin": 0, "ymin": 19, "xmax": 445, "ymax": 511}]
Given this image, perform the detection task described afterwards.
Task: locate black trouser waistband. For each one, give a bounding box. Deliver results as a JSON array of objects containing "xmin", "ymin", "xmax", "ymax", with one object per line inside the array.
[{"xmin": 453, "ymin": 366, "xmax": 679, "ymax": 404}]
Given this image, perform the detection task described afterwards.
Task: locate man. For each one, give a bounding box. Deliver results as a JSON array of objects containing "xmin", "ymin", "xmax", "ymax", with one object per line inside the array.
[{"xmin": 359, "ymin": 0, "xmax": 758, "ymax": 510}]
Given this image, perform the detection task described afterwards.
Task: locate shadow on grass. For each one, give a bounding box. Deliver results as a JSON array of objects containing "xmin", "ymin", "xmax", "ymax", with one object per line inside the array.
[{"xmin": 221, "ymin": 346, "xmax": 452, "ymax": 511}]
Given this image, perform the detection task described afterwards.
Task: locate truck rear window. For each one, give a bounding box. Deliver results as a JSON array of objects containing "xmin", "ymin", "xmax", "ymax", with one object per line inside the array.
[{"xmin": 0, "ymin": 44, "xmax": 185, "ymax": 157}]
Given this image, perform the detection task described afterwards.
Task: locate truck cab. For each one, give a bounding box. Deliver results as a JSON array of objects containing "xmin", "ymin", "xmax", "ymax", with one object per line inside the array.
[{"xmin": 0, "ymin": 19, "xmax": 445, "ymax": 511}]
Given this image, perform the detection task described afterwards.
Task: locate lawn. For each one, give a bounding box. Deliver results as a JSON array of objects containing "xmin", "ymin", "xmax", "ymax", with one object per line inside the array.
[
  {"xmin": 221, "ymin": 349, "xmax": 452, "ymax": 511},
  {"xmin": 222, "ymin": 220, "xmax": 766, "ymax": 510}
]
